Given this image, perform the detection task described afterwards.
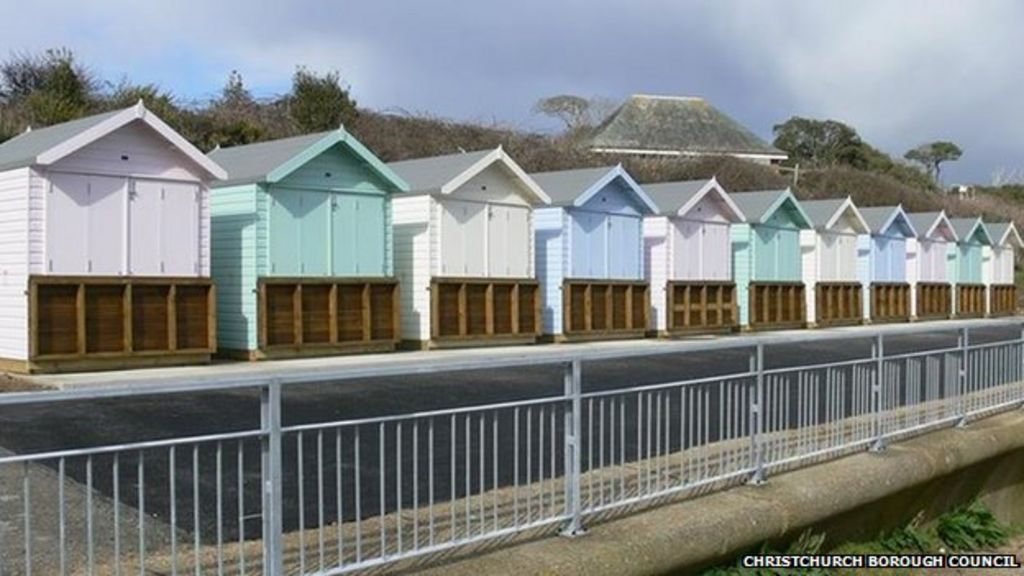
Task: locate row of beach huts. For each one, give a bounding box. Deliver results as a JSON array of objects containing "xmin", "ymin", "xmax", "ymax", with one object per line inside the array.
[{"xmin": 0, "ymin": 102, "xmax": 1017, "ymax": 373}]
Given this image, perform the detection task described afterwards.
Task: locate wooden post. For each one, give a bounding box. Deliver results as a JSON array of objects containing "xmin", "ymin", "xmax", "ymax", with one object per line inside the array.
[
  {"xmin": 485, "ymin": 283, "xmax": 494, "ymax": 335},
  {"xmin": 76, "ymin": 283, "xmax": 86, "ymax": 356},
  {"xmin": 391, "ymin": 282, "xmax": 400, "ymax": 342},
  {"xmin": 28, "ymin": 280, "xmax": 38, "ymax": 359},
  {"xmin": 207, "ymin": 283, "xmax": 217, "ymax": 352},
  {"xmin": 604, "ymin": 285, "xmax": 613, "ymax": 332},
  {"xmin": 361, "ymin": 283, "xmax": 371, "ymax": 341},
  {"xmin": 583, "ymin": 284, "xmax": 593, "ymax": 332},
  {"xmin": 328, "ymin": 283, "xmax": 338, "ymax": 344},
  {"xmin": 511, "ymin": 283, "xmax": 520, "ymax": 335},
  {"xmin": 294, "ymin": 284, "xmax": 304, "ymax": 346},
  {"xmin": 624, "ymin": 284, "xmax": 634, "ymax": 330},
  {"xmin": 168, "ymin": 284, "xmax": 178, "ymax": 352},
  {"xmin": 121, "ymin": 284, "xmax": 133, "ymax": 353},
  {"xmin": 457, "ymin": 282, "xmax": 467, "ymax": 337},
  {"xmin": 258, "ymin": 282, "xmax": 268, "ymax": 350}
]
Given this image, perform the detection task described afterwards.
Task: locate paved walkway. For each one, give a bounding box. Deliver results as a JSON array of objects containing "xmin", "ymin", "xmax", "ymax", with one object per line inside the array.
[{"xmin": 19, "ymin": 317, "xmax": 1019, "ymax": 393}]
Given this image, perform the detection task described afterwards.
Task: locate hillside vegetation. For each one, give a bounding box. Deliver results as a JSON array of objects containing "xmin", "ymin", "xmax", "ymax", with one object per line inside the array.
[{"xmin": 1, "ymin": 49, "xmax": 1021, "ymax": 229}]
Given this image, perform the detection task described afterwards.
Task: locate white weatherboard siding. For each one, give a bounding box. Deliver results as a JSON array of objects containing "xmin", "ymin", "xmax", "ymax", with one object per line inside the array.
[
  {"xmin": 918, "ymin": 240, "xmax": 949, "ymax": 282},
  {"xmin": 534, "ymin": 207, "xmax": 566, "ymax": 335},
  {"xmin": 906, "ymin": 238, "xmax": 919, "ymax": 317},
  {"xmin": 0, "ymin": 168, "xmax": 30, "ymax": 360},
  {"xmin": 53, "ymin": 122, "xmax": 204, "ymax": 181},
  {"xmin": 800, "ymin": 230, "xmax": 817, "ymax": 323},
  {"xmin": 644, "ymin": 217, "xmax": 670, "ymax": 332},
  {"xmin": 857, "ymin": 234, "xmax": 871, "ymax": 320},
  {"xmin": 393, "ymin": 195, "xmax": 432, "ymax": 341}
]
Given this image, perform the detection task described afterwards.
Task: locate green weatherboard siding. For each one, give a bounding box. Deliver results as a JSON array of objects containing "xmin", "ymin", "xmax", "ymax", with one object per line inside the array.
[{"xmin": 209, "ymin": 130, "xmax": 407, "ymax": 352}]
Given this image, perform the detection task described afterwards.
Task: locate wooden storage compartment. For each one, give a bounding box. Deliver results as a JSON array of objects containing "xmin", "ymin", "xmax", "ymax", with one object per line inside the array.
[
  {"xmin": 666, "ymin": 281, "xmax": 736, "ymax": 333},
  {"xmin": 258, "ymin": 278, "xmax": 399, "ymax": 353},
  {"xmin": 916, "ymin": 283, "xmax": 952, "ymax": 319},
  {"xmin": 749, "ymin": 282, "xmax": 805, "ymax": 329},
  {"xmin": 870, "ymin": 283, "xmax": 910, "ymax": 323},
  {"xmin": 815, "ymin": 282, "xmax": 863, "ymax": 326},
  {"xmin": 431, "ymin": 278, "xmax": 539, "ymax": 342},
  {"xmin": 957, "ymin": 284, "xmax": 986, "ymax": 318},
  {"xmin": 990, "ymin": 285, "xmax": 1017, "ymax": 317},
  {"xmin": 30, "ymin": 277, "xmax": 215, "ymax": 364},
  {"xmin": 562, "ymin": 280, "xmax": 648, "ymax": 338}
]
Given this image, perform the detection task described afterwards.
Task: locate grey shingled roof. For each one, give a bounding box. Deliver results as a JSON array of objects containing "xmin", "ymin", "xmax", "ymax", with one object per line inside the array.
[
  {"xmin": 0, "ymin": 109, "xmax": 121, "ymax": 171},
  {"xmin": 528, "ymin": 166, "xmax": 616, "ymax": 206},
  {"xmin": 641, "ymin": 179, "xmax": 711, "ymax": 215},
  {"xmin": 907, "ymin": 212, "xmax": 945, "ymax": 239},
  {"xmin": 730, "ymin": 190, "xmax": 790, "ymax": 222},
  {"xmin": 208, "ymin": 131, "xmax": 331, "ymax": 187},
  {"xmin": 949, "ymin": 217, "xmax": 988, "ymax": 244},
  {"xmin": 589, "ymin": 95, "xmax": 785, "ymax": 157},
  {"xmin": 388, "ymin": 149, "xmax": 493, "ymax": 194},
  {"xmin": 988, "ymin": 222, "xmax": 1013, "ymax": 245},
  {"xmin": 799, "ymin": 198, "xmax": 847, "ymax": 229},
  {"xmin": 858, "ymin": 206, "xmax": 901, "ymax": 234}
]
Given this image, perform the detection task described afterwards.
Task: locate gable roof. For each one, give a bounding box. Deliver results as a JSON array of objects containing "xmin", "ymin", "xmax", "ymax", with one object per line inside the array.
[
  {"xmin": 528, "ymin": 164, "xmax": 657, "ymax": 213},
  {"xmin": 987, "ymin": 222, "xmax": 1024, "ymax": 248},
  {"xmin": 858, "ymin": 205, "xmax": 917, "ymax": 237},
  {"xmin": 949, "ymin": 217, "xmax": 992, "ymax": 245},
  {"xmin": 907, "ymin": 211, "xmax": 958, "ymax": 242},
  {"xmin": 800, "ymin": 197, "xmax": 869, "ymax": 233},
  {"xmin": 208, "ymin": 128, "xmax": 407, "ymax": 191},
  {"xmin": 641, "ymin": 177, "xmax": 745, "ymax": 222},
  {"xmin": 589, "ymin": 94, "xmax": 786, "ymax": 159},
  {"xmin": 0, "ymin": 101, "xmax": 225, "ymax": 179},
  {"xmin": 388, "ymin": 147, "xmax": 550, "ymax": 205},
  {"xmin": 730, "ymin": 188, "xmax": 812, "ymax": 228}
]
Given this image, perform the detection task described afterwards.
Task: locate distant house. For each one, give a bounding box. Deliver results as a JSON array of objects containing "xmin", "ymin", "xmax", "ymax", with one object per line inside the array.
[{"xmin": 589, "ymin": 94, "xmax": 787, "ymax": 165}]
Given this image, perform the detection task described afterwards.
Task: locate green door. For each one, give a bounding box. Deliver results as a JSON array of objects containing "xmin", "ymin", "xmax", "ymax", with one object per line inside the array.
[
  {"xmin": 354, "ymin": 195, "xmax": 386, "ymax": 276},
  {"xmin": 331, "ymin": 193, "xmax": 358, "ymax": 276},
  {"xmin": 269, "ymin": 188, "xmax": 329, "ymax": 275}
]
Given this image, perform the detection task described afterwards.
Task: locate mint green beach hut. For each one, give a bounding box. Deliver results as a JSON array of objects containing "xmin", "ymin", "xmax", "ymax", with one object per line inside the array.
[
  {"xmin": 948, "ymin": 217, "xmax": 992, "ymax": 318},
  {"xmin": 209, "ymin": 129, "xmax": 408, "ymax": 359},
  {"xmin": 730, "ymin": 189, "xmax": 813, "ymax": 330}
]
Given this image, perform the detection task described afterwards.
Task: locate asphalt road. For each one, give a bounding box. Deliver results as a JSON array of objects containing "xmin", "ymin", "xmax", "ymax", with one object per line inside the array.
[{"xmin": 0, "ymin": 324, "xmax": 1018, "ymax": 544}]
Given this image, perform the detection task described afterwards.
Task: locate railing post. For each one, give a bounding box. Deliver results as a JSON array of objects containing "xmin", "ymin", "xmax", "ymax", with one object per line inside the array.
[
  {"xmin": 261, "ymin": 380, "xmax": 284, "ymax": 574},
  {"xmin": 957, "ymin": 327, "xmax": 969, "ymax": 427},
  {"xmin": 870, "ymin": 333, "xmax": 886, "ymax": 452},
  {"xmin": 561, "ymin": 359, "xmax": 585, "ymax": 537},
  {"xmin": 748, "ymin": 344, "xmax": 766, "ymax": 485}
]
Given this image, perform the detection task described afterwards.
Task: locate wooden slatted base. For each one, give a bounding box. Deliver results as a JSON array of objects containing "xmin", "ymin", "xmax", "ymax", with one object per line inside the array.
[
  {"xmin": 665, "ymin": 281, "xmax": 737, "ymax": 334},
  {"xmin": 28, "ymin": 276, "xmax": 215, "ymax": 373},
  {"xmin": 816, "ymin": 282, "xmax": 863, "ymax": 326},
  {"xmin": 257, "ymin": 277, "xmax": 399, "ymax": 358},
  {"xmin": 956, "ymin": 284, "xmax": 986, "ymax": 318},
  {"xmin": 916, "ymin": 283, "xmax": 952, "ymax": 320},
  {"xmin": 870, "ymin": 283, "xmax": 910, "ymax": 323},
  {"xmin": 430, "ymin": 277, "xmax": 539, "ymax": 347},
  {"xmin": 989, "ymin": 284, "xmax": 1018, "ymax": 317},
  {"xmin": 749, "ymin": 282, "xmax": 805, "ymax": 330},
  {"xmin": 561, "ymin": 280, "xmax": 648, "ymax": 341}
]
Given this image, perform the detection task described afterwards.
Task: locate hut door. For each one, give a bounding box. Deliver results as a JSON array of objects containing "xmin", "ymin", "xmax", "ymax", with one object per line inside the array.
[
  {"xmin": 703, "ymin": 221, "xmax": 731, "ymax": 280},
  {"xmin": 159, "ymin": 182, "xmax": 200, "ymax": 275},
  {"xmin": 672, "ymin": 220, "xmax": 701, "ymax": 280},
  {"xmin": 129, "ymin": 180, "xmax": 162, "ymax": 275},
  {"xmin": 607, "ymin": 214, "xmax": 640, "ymax": 279},
  {"xmin": 353, "ymin": 195, "xmax": 386, "ymax": 275},
  {"xmin": 48, "ymin": 173, "xmax": 126, "ymax": 275},
  {"xmin": 488, "ymin": 205, "xmax": 530, "ymax": 277},
  {"xmin": 268, "ymin": 189, "xmax": 303, "ymax": 275},
  {"xmin": 440, "ymin": 199, "xmax": 486, "ymax": 276},
  {"xmin": 570, "ymin": 211, "xmax": 607, "ymax": 278}
]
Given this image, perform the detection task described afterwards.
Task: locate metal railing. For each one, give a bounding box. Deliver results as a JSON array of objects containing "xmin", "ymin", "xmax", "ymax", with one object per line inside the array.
[{"xmin": 1, "ymin": 322, "xmax": 1023, "ymax": 575}]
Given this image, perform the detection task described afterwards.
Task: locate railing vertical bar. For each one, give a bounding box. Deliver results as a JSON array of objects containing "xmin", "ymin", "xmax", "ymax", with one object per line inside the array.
[
  {"xmin": 192, "ymin": 444, "xmax": 200, "ymax": 576},
  {"xmin": 170, "ymin": 445, "xmax": 178, "ymax": 576},
  {"xmin": 59, "ymin": 457, "xmax": 66, "ymax": 576},
  {"xmin": 86, "ymin": 454, "xmax": 93, "ymax": 576},
  {"xmin": 396, "ymin": 421, "xmax": 403, "ymax": 554},
  {"xmin": 335, "ymin": 428, "xmax": 343, "ymax": 568},
  {"xmin": 297, "ymin": 432, "xmax": 305, "ymax": 573},
  {"xmin": 238, "ymin": 439, "xmax": 246, "ymax": 576},
  {"xmin": 317, "ymin": 430, "xmax": 325, "ymax": 571},
  {"xmin": 216, "ymin": 441, "xmax": 224, "ymax": 576},
  {"xmin": 379, "ymin": 422, "xmax": 386, "ymax": 557},
  {"xmin": 113, "ymin": 453, "xmax": 121, "ymax": 576},
  {"xmin": 354, "ymin": 426, "xmax": 362, "ymax": 563},
  {"xmin": 413, "ymin": 419, "xmax": 420, "ymax": 550},
  {"xmin": 23, "ymin": 461, "xmax": 32, "ymax": 576},
  {"xmin": 138, "ymin": 451, "xmax": 146, "ymax": 576}
]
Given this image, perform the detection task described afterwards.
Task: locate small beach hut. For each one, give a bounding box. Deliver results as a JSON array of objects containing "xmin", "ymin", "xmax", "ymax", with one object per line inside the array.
[
  {"xmin": 799, "ymin": 198, "xmax": 870, "ymax": 327},
  {"xmin": 906, "ymin": 211, "xmax": 957, "ymax": 320},
  {"xmin": 641, "ymin": 177, "xmax": 746, "ymax": 334},
  {"xmin": 730, "ymin": 189, "xmax": 813, "ymax": 330},
  {"xmin": 983, "ymin": 222, "xmax": 1022, "ymax": 316},
  {"xmin": 208, "ymin": 128, "xmax": 408, "ymax": 359},
  {"xmin": 857, "ymin": 205, "xmax": 917, "ymax": 323},
  {"xmin": 949, "ymin": 217, "xmax": 993, "ymax": 318},
  {"xmin": 0, "ymin": 102, "xmax": 226, "ymax": 372},
  {"xmin": 389, "ymin": 147, "xmax": 550, "ymax": 348},
  {"xmin": 530, "ymin": 165, "xmax": 658, "ymax": 340}
]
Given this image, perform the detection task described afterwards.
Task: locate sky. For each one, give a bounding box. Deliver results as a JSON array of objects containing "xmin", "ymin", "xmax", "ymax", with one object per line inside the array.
[{"xmin": 1, "ymin": 0, "xmax": 1021, "ymax": 184}]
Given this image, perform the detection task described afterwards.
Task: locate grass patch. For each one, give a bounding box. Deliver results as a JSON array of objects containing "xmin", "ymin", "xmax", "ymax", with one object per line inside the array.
[{"xmin": 701, "ymin": 502, "xmax": 1015, "ymax": 575}]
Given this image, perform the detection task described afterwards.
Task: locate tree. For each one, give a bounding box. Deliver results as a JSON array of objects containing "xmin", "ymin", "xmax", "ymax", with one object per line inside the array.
[
  {"xmin": 533, "ymin": 95, "xmax": 593, "ymax": 132},
  {"xmin": 904, "ymin": 141, "xmax": 963, "ymax": 185},
  {"xmin": 0, "ymin": 48, "xmax": 97, "ymax": 126},
  {"xmin": 772, "ymin": 117, "xmax": 869, "ymax": 168},
  {"xmin": 206, "ymin": 70, "xmax": 265, "ymax": 147},
  {"xmin": 287, "ymin": 67, "xmax": 358, "ymax": 132}
]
